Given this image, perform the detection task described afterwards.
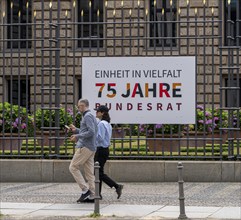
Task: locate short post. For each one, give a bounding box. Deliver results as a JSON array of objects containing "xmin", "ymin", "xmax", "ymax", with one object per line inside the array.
[
  {"xmin": 177, "ymin": 162, "xmax": 188, "ymax": 219},
  {"xmin": 94, "ymin": 161, "xmax": 100, "ymax": 215}
]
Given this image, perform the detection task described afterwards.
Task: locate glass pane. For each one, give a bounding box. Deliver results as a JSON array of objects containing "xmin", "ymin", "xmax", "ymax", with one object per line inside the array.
[
  {"xmin": 150, "ymin": 0, "xmax": 177, "ymax": 47},
  {"xmin": 8, "ymin": 80, "xmax": 30, "ymax": 109},
  {"xmin": 78, "ymin": 0, "xmax": 103, "ymax": 48},
  {"xmin": 224, "ymin": 0, "xmax": 241, "ymax": 46},
  {"xmin": 7, "ymin": 0, "xmax": 32, "ymax": 49}
]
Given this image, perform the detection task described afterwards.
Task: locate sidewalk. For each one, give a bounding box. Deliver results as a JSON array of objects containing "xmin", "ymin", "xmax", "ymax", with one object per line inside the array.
[
  {"xmin": 1, "ymin": 202, "xmax": 241, "ymax": 219},
  {"xmin": 0, "ymin": 182, "xmax": 241, "ymax": 219}
]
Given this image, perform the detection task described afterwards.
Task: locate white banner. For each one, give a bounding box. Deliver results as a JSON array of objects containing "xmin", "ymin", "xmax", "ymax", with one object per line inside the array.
[{"xmin": 82, "ymin": 57, "xmax": 196, "ymax": 124}]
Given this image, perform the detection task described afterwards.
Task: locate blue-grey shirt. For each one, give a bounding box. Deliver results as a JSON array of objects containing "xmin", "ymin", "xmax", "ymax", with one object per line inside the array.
[
  {"xmin": 75, "ymin": 110, "xmax": 98, "ymax": 151},
  {"xmin": 96, "ymin": 120, "xmax": 112, "ymax": 148}
]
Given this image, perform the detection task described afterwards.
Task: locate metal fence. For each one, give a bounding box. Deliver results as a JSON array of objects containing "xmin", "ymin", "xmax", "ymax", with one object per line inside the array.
[{"xmin": 0, "ymin": 0, "xmax": 241, "ymax": 160}]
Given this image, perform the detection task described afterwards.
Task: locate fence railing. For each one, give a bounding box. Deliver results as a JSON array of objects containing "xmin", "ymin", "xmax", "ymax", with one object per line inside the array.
[{"xmin": 0, "ymin": 0, "xmax": 241, "ymax": 160}]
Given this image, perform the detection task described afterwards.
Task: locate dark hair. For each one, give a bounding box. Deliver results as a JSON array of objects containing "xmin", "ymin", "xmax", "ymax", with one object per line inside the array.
[{"xmin": 102, "ymin": 112, "xmax": 111, "ymax": 123}]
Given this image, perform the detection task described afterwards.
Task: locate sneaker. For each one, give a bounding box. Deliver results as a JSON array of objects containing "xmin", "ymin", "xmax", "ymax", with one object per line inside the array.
[
  {"xmin": 80, "ymin": 194, "xmax": 102, "ymax": 203},
  {"xmin": 116, "ymin": 184, "xmax": 123, "ymax": 199},
  {"xmin": 89, "ymin": 194, "xmax": 102, "ymax": 200},
  {"xmin": 88, "ymin": 194, "xmax": 95, "ymax": 200},
  {"xmin": 82, "ymin": 198, "xmax": 94, "ymax": 203},
  {"xmin": 77, "ymin": 190, "xmax": 91, "ymax": 203}
]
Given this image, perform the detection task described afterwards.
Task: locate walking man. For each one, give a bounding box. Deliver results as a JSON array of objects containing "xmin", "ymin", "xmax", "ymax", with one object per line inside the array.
[{"xmin": 69, "ymin": 99, "xmax": 98, "ymax": 203}]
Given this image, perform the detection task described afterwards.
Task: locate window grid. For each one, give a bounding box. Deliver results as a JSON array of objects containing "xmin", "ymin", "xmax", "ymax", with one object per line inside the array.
[
  {"xmin": 149, "ymin": 0, "xmax": 177, "ymax": 48},
  {"xmin": 77, "ymin": 0, "xmax": 103, "ymax": 48},
  {"xmin": 7, "ymin": 0, "xmax": 32, "ymax": 49},
  {"xmin": 224, "ymin": 0, "xmax": 240, "ymax": 46},
  {"xmin": 8, "ymin": 80, "xmax": 30, "ymax": 109}
]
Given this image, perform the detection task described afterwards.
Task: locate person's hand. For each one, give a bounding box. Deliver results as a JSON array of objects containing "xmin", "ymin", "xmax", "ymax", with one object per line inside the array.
[
  {"xmin": 65, "ymin": 125, "xmax": 71, "ymax": 131},
  {"xmin": 70, "ymin": 135, "xmax": 77, "ymax": 143},
  {"xmin": 69, "ymin": 124, "xmax": 77, "ymax": 132}
]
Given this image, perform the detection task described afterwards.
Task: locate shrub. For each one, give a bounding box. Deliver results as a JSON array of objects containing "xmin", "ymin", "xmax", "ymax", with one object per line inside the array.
[
  {"xmin": 35, "ymin": 107, "xmax": 73, "ymax": 131},
  {"xmin": 139, "ymin": 123, "xmax": 181, "ymax": 135},
  {"xmin": 0, "ymin": 102, "xmax": 34, "ymax": 134},
  {"xmin": 184, "ymin": 105, "xmax": 228, "ymax": 133}
]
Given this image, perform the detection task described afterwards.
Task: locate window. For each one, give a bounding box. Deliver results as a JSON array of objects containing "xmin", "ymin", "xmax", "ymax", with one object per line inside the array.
[
  {"xmin": 7, "ymin": 0, "xmax": 32, "ymax": 49},
  {"xmin": 225, "ymin": 78, "xmax": 240, "ymax": 107},
  {"xmin": 78, "ymin": 0, "xmax": 103, "ymax": 48},
  {"xmin": 8, "ymin": 80, "xmax": 30, "ymax": 109},
  {"xmin": 149, "ymin": 0, "xmax": 177, "ymax": 47},
  {"xmin": 224, "ymin": 0, "xmax": 241, "ymax": 46}
]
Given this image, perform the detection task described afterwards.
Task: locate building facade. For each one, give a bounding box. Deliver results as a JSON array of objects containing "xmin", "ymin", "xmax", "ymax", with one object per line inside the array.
[
  {"xmin": 0, "ymin": 0, "xmax": 239, "ymax": 107},
  {"xmin": 0, "ymin": 0, "xmax": 240, "ymax": 159}
]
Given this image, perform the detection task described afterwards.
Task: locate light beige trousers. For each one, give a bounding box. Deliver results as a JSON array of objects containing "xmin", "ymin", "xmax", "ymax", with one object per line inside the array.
[{"xmin": 69, "ymin": 147, "xmax": 95, "ymax": 195}]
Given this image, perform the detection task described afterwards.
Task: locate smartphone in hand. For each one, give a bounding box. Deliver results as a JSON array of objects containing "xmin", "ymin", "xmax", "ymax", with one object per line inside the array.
[{"xmin": 65, "ymin": 125, "xmax": 70, "ymax": 130}]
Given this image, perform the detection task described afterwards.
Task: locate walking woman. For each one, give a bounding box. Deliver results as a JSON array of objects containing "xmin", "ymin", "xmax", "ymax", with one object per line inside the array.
[{"xmin": 94, "ymin": 105, "xmax": 123, "ymax": 199}]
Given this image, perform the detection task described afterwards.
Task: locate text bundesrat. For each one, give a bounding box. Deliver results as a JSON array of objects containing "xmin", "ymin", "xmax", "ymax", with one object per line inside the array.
[{"xmin": 95, "ymin": 103, "xmax": 182, "ymax": 111}]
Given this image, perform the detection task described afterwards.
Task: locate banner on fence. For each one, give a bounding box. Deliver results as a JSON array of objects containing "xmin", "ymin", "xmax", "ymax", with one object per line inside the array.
[{"xmin": 82, "ymin": 57, "xmax": 196, "ymax": 124}]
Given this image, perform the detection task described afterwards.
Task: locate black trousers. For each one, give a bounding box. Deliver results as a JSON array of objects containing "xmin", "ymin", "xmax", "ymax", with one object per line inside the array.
[{"xmin": 94, "ymin": 147, "xmax": 118, "ymax": 194}]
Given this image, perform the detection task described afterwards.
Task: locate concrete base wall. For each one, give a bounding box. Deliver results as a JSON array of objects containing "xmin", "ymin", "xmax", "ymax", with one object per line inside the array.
[{"xmin": 0, "ymin": 159, "xmax": 240, "ymax": 182}]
